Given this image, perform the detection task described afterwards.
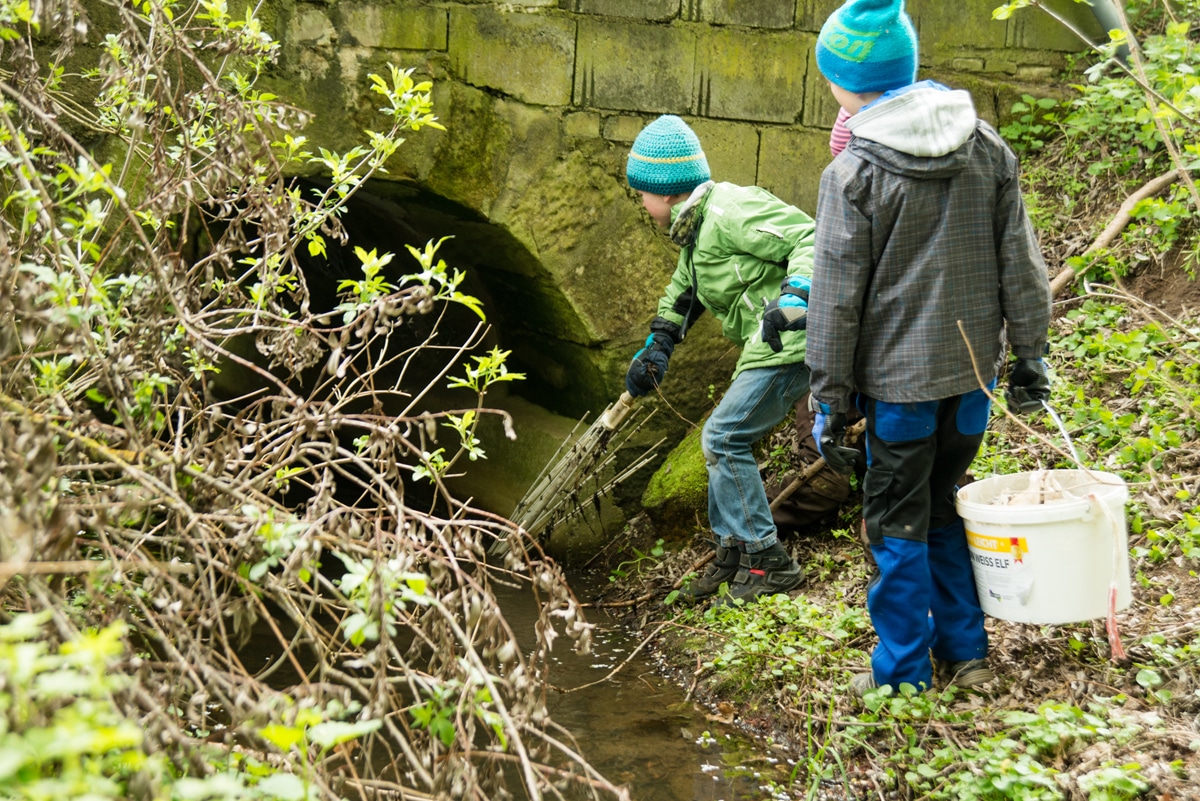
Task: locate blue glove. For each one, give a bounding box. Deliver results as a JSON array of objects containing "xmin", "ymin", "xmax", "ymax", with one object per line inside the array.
[
  {"xmin": 810, "ymin": 398, "xmax": 858, "ymax": 476},
  {"xmin": 1007, "ymin": 357, "xmax": 1051, "ymax": 414},
  {"xmin": 761, "ymin": 275, "xmax": 810, "ymax": 353},
  {"xmin": 625, "ymin": 332, "xmax": 675, "ymax": 397}
]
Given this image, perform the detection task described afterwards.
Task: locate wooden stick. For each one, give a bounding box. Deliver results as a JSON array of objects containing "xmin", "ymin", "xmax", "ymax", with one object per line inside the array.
[
  {"xmin": 768, "ymin": 418, "xmax": 867, "ymax": 511},
  {"xmin": 1048, "ymin": 169, "xmax": 1181, "ymax": 298}
]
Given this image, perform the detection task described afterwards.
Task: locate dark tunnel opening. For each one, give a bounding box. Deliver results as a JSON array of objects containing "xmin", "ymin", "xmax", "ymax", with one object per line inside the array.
[
  {"xmin": 304, "ymin": 179, "xmax": 613, "ymax": 422},
  {"xmin": 285, "ymin": 178, "xmax": 630, "ymax": 533}
]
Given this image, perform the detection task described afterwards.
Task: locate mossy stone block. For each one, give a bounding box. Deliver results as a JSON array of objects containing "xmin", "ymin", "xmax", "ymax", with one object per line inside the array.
[
  {"xmin": 449, "ymin": 7, "xmax": 575, "ymax": 106},
  {"xmin": 1006, "ymin": 1, "xmax": 1103, "ymax": 52},
  {"xmin": 566, "ymin": 110, "xmax": 602, "ymax": 139},
  {"xmin": 419, "ymin": 81, "xmax": 510, "ymax": 212},
  {"xmin": 493, "ymin": 99, "xmax": 569, "ymax": 212},
  {"xmin": 758, "ymin": 126, "xmax": 829, "ymax": 215},
  {"xmin": 795, "ymin": 0, "xmax": 841, "ymax": 32},
  {"xmin": 689, "ymin": 118, "xmax": 758, "ymax": 188},
  {"xmin": 802, "ymin": 44, "xmax": 841, "ymax": 128},
  {"xmin": 343, "ymin": 5, "xmax": 447, "ymax": 50},
  {"xmin": 697, "ymin": 28, "xmax": 811, "ymax": 123},
  {"xmin": 455, "ymin": 0, "xmax": 557, "ymax": 6},
  {"xmin": 575, "ymin": 18, "xmax": 696, "ymax": 112},
  {"xmin": 912, "ymin": 0, "xmax": 1007, "ymax": 54},
  {"xmin": 640, "ymin": 424, "xmax": 709, "ymax": 537},
  {"xmin": 696, "ymin": 0, "xmax": 795, "ymax": 28},
  {"xmin": 602, "ymin": 114, "xmax": 648, "ymax": 144},
  {"xmin": 560, "ymin": 0, "xmax": 679, "ymax": 21},
  {"xmin": 289, "ymin": 7, "xmax": 336, "ymax": 46}
]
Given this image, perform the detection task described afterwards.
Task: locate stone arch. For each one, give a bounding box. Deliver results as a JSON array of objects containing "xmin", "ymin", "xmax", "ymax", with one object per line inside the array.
[
  {"xmin": 296, "ymin": 166, "xmax": 731, "ymax": 540},
  {"xmin": 266, "ymin": 0, "xmax": 1108, "ymax": 541}
]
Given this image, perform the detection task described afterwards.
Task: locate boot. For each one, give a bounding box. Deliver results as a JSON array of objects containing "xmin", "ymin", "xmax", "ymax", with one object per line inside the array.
[
  {"xmin": 936, "ymin": 658, "xmax": 995, "ymax": 689},
  {"xmin": 677, "ymin": 542, "xmax": 740, "ymax": 602},
  {"xmin": 717, "ymin": 542, "xmax": 805, "ymax": 605}
]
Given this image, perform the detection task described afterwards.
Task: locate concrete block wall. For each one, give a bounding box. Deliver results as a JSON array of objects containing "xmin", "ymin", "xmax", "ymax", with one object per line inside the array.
[{"xmin": 293, "ymin": 0, "xmax": 1101, "ymax": 216}]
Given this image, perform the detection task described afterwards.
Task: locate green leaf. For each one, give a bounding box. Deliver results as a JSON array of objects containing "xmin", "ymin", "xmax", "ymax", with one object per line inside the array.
[
  {"xmin": 307, "ymin": 719, "xmax": 382, "ymax": 749},
  {"xmin": 259, "ymin": 723, "xmax": 305, "ymax": 752},
  {"xmin": 256, "ymin": 772, "xmax": 310, "ymax": 801},
  {"xmin": 1135, "ymin": 668, "xmax": 1163, "ymax": 689},
  {"xmin": 0, "ymin": 746, "xmax": 27, "ymax": 781},
  {"xmin": 0, "ymin": 611, "xmax": 51, "ymax": 642}
]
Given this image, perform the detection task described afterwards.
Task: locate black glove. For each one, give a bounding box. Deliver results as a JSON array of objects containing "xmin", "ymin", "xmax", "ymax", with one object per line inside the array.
[
  {"xmin": 1007, "ymin": 357, "xmax": 1050, "ymax": 414},
  {"xmin": 811, "ymin": 398, "xmax": 858, "ymax": 476},
  {"xmin": 625, "ymin": 326, "xmax": 676, "ymax": 397},
  {"xmin": 761, "ymin": 275, "xmax": 811, "ymax": 353}
]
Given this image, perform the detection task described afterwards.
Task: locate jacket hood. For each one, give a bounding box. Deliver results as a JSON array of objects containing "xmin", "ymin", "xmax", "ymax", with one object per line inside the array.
[{"xmin": 845, "ymin": 83, "xmax": 978, "ymax": 178}]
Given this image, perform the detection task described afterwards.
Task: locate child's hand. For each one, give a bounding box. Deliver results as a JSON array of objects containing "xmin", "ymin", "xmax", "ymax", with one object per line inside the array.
[
  {"xmin": 1006, "ymin": 357, "xmax": 1050, "ymax": 414},
  {"xmin": 761, "ymin": 276, "xmax": 810, "ymax": 353},
  {"xmin": 813, "ymin": 410, "xmax": 858, "ymax": 476},
  {"xmin": 625, "ymin": 333, "xmax": 674, "ymax": 397}
]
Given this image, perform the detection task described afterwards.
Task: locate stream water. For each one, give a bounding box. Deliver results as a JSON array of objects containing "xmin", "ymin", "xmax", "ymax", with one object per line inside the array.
[
  {"xmin": 240, "ymin": 572, "xmax": 797, "ymax": 800},
  {"xmin": 496, "ymin": 573, "xmax": 799, "ymax": 801}
]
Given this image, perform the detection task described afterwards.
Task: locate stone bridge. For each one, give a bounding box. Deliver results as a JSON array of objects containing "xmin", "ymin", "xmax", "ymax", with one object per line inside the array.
[{"xmin": 262, "ymin": 0, "xmax": 1104, "ymax": 543}]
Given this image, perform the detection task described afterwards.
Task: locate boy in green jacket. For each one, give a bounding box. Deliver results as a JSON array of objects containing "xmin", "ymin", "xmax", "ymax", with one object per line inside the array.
[{"xmin": 624, "ymin": 115, "xmax": 815, "ymax": 604}]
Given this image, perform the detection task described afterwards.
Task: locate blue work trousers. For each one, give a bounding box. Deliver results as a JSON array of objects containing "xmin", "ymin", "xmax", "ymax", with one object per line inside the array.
[
  {"xmin": 703, "ymin": 362, "xmax": 810, "ymax": 554},
  {"xmin": 860, "ymin": 388, "xmax": 993, "ymax": 689}
]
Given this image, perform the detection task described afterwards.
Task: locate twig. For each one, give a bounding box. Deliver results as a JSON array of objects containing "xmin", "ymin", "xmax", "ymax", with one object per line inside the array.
[
  {"xmin": 552, "ymin": 620, "xmax": 671, "ymax": 693},
  {"xmin": 957, "ymin": 320, "xmax": 1077, "ymax": 466},
  {"xmin": 672, "ymin": 549, "xmax": 717, "ymax": 590},
  {"xmin": 768, "ymin": 419, "xmax": 866, "ymax": 511},
  {"xmin": 1049, "ymin": 169, "xmax": 1184, "ymax": 298},
  {"xmin": 0, "ymin": 559, "xmax": 196, "ymax": 579},
  {"xmin": 340, "ymin": 779, "xmax": 436, "ymax": 801},
  {"xmin": 584, "ymin": 591, "xmax": 656, "ymax": 609}
]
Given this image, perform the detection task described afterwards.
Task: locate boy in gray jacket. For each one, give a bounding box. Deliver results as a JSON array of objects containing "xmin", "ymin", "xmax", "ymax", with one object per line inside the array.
[{"xmin": 805, "ymin": 0, "xmax": 1053, "ymax": 694}]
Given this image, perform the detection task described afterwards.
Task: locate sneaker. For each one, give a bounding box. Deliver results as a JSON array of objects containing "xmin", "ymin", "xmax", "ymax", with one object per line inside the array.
[
  {"xmin": 937, "ymin": 658, "xmax": 995, "ymax": 688},
  {"xmin": 677, "ymin": 542, "xmax": 740, "ymax": 602},
  {"xmin": 715, "ymin": 542, "xmax": 806, "ymax": 605},
  {"xmin": 850, "ymin": 671, "xmax": 878, "ymax": 697}
]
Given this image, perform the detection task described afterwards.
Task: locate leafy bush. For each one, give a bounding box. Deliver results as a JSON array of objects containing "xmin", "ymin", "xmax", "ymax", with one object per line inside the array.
[
  {"xmin": 0, "ymin": 0, "xmax": 608, "ymax": 799},
  {"xmin": 996, "ymin": 2, "xmax": 1200, "ymax": 274}
]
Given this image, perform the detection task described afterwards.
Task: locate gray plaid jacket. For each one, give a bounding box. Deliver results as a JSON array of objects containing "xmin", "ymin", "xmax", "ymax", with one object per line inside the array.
[{"xmin": 807, "ymin": 84, "xmax": 1051, "ymax": 413}]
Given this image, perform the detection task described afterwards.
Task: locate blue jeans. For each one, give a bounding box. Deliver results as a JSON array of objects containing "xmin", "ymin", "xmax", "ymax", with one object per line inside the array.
[{"xmin": 702, "ymin": 362, "xmax": 810, "ymax": 554}]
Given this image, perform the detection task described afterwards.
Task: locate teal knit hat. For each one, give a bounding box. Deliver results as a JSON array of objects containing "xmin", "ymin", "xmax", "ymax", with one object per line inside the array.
[
  {"xmin": 816, "ymin": 0, "xmax": 918, "ymax": 94},
  {"xmin": 626, "ymin": 115, "xmax": 711, "ymax": 196}
]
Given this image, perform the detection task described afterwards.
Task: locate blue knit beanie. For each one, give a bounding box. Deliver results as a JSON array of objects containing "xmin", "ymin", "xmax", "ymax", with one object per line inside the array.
[
  {"xmin": 816, "ymin": 0, "xmax": 918, "ymax": 94},
  {"xmin": 626, "ymin": 115, "xmax": 711, "ymax": 196}
]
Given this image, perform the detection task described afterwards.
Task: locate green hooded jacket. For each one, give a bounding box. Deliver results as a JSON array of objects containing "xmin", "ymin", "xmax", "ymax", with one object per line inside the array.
[{"xmin": 656, "ymin": 181, "xmax": 816, "ymax": 378}]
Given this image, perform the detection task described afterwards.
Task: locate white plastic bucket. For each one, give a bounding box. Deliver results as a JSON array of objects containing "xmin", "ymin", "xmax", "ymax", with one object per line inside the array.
[{"xmin": 955, "ymin": 469, "xmax": 1132, "ymax": 625}]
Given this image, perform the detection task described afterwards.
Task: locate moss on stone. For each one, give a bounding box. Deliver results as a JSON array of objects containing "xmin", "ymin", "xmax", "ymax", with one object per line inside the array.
[{"xmin": 640, "ymin": 424, "xmax": 709, "ymax": 539}]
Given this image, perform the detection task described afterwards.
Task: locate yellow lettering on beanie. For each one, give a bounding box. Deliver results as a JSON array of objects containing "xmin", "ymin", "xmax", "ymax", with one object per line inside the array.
[{"xmin": 821, "ymin": 25, "xmax": 878, "ymax": 63}]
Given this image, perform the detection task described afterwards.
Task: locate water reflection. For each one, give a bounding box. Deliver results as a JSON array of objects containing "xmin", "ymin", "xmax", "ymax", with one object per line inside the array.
[
  {"xmin": 235, "ymin": 573, "xmax": 799, "ymax": 800},
  {"xmin": 497, "ymin": 575, "xmax": 797, "ymax": 801}
]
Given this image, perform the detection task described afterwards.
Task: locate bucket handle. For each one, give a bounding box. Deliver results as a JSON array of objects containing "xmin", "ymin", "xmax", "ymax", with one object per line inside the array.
[
  {"xmin": 1040, "ymin": 400, "xmax": 1084, "ymax": 467},
  {"xmin": 1037, "ymin": 401, "xmax": 1125, "ymax": 502}
]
